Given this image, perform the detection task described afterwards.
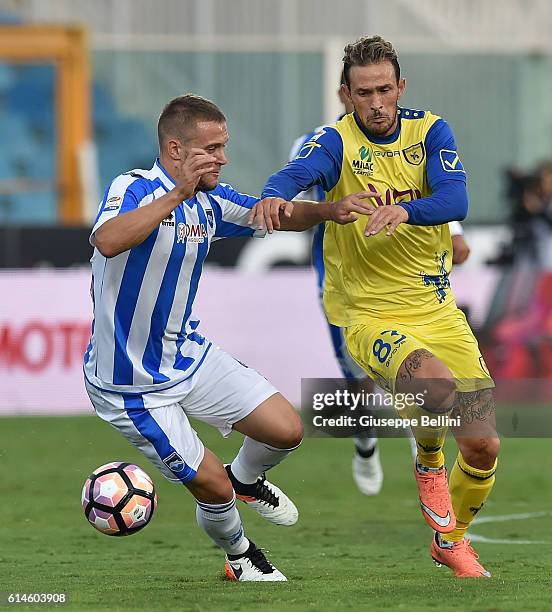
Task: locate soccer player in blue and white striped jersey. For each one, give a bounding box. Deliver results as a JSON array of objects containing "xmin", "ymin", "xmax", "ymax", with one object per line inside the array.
[{"xmin": 83, "ymin": 94, "xmax": 304, "ymax": 581}]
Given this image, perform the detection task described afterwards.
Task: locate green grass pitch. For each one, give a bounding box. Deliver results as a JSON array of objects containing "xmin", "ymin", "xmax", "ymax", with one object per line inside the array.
[{"xmin": 1, "ymin": 415, "xmax": 551, "ymax": 611}]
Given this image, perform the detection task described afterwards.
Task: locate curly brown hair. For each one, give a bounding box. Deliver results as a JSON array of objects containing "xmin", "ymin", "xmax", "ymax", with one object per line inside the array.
[{"xmin": 342, "ymin": 36, "xmax": 400, "ymax": 86}]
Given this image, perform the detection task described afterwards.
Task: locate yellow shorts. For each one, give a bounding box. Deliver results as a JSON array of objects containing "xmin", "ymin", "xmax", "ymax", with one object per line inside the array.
[{"xmin": 344, "ymin": 308, "xmax": 494, "ymax": 393}]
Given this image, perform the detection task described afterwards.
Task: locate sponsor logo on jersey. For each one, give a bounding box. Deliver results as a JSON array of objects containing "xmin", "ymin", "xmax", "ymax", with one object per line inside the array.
[
  {"xmin": 402, "ymin": 142, "xmax": 425, "ymax": 166},
  {"xmin": 177, "ymin": 222, "xmax": 208, "ymax": 243},
  {"xmin": 365, "ymin": 182, "xmax": 422, "ymax": 206},
  {"xmin": 161, "ymin": 212, "xmax": 175, "ymax": 227},
  {"xmin": 352, "ymin": 145, "xmax": 374, "ymax": 176},
  {"xmin": 351, "ymin": 146, "xmax": 401, "ymax": 176},
  {"xmin": 440, "ymin": 149, "xmax": 465, "ymax": 173},
  {"xmin": 163, "ymin": 451, "xmax": 187, "ymax": 473},
  {"xmin": 103, "ymin": 195, "xmax": 122, "ymax": 212}
]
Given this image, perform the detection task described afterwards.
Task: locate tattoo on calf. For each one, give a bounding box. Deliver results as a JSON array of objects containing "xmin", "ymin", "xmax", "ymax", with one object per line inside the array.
[{"xmin": 458, "ymin": 389, "xmax": 496, "ymax": 424}]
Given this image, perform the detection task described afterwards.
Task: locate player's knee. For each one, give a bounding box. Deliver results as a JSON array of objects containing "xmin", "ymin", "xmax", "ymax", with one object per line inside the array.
[
  {"xmin": 193, "ymin": 471, "xmax": 234, "ymax": 505},
  {"xmin": 274, "ymin": 416, "xmax": 304, "ymax": 449},
  {"xmin": 459, "ymin": 437, "xmax": 500, "ymax": 470},
  {"xmin": 188, "ymin": 455, "xmax": 235, "ymax": 504}
]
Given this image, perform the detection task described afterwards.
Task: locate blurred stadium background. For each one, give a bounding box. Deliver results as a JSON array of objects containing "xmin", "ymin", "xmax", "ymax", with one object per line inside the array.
[{"xmin": 1, "ymin": 0, "xmax": 551, "ymax": 410}]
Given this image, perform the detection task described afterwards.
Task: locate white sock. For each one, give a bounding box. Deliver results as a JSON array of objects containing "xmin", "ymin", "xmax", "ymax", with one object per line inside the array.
[
  {"xmin": 196, "ymin": 495, "xmax": 249, "ymax": 556},
  {"xmin": 230, "ymin": 437, "xmax": 301, "ymax": 484},
  {"xmin": 407, "ymin": 427, "xmax": 418, "ymax": 459},
  {"xmin": 354, "ymin": 435, "xmax": 377, "ymax": 454}
]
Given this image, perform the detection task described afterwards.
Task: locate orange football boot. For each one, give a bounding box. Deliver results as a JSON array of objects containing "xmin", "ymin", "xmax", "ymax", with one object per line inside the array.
[
  {"xmin": 431, "ymin": 535, "xmax": 491, "ymax": 578},
  {"xmin": 414, "ymin": 462, "xmax": 456, "ymax": 533}
]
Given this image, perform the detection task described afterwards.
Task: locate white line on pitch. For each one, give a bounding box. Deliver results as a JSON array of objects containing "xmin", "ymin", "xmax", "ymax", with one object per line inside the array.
[
  {"xmin": 468, "ymin": 510, "xmax": 551, "ymax": 545},
  {"xmin": 468, "ymin": 534, "xmax": 547, "ymax": 545},
  {"xmin": 473, "ymin": 511, "xmax": 552, "ymax": 524}
]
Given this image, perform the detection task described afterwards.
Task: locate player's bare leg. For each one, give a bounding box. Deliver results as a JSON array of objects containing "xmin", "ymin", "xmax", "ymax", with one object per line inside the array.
[
  {"xmin": 226, "ymin": 393, "xmax": 303, "ymax": 526},
  {"xmin": 432, "ymin": 388, "xmax": 500, "ymax": 578},
  {"xmin": 187, "ymin": 448, "xmax": 286, "ymax": 581},
  {"xmin": 396, "ymin": 349, "xmax": 457, "ymax": 533}
]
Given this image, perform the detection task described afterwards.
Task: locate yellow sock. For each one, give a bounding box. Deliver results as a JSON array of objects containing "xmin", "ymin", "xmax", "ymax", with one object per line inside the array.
[
  {"xmin": 444, "ymin": 452, "xmax": 497, "ymax": 543},
  {"xmin": 415, "ymin": 438, "xmax": 446, "ymax": 470},
  {"xmin": 399, "ymin": 400, "xmax": 447, "ymax": 469}
]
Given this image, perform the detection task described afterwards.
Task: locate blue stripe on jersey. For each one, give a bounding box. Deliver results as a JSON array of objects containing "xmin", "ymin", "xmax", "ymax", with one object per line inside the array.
[
  {"xmin": 215, "ymin": 218, "xmax": 256, "ymax": 238},
  {"xmin": 142, "ymin": 205, "xmax": 186, "ymax": 384},
  {"xmin": 84, "ymin": 320, "xmax": 94, "ymax": 365},
  {"xmin": 174, "ymin": 205, "xmax": 209, "ymax": 371},
  {"xmin": 84, "ymin": 274, "xmax": 95, "ymax": 366},
  {"xmin": 210, "ymin": 194, "xmax": 257, "ymax": 239},
  {"xmin": 84, "ymin": 343, "xmax": 212, "ymax": 396},
  {"xmin": 95, "ymin": 185, "xmax": 111, "ymax": 220},
  {"xmin": 113, "ymin": 230, "xmax": 159, "ymax": 385},
  {"xmin": 122, "ymin": 394, "xmax": 197, "ymax": 483}
]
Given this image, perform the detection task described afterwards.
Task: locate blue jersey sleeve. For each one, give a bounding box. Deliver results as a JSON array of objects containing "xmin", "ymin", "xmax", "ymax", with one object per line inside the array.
[
  {"xmin": 397, "ymin": 119, "xmax": 468, "ymax": 225},
  {"xmin": 209, "ymin": 183, "xmax": 265, "ymax": 240},
  {"xmin": 262, "ymin": 127, "xmax": 344, "ymax": 200},
  {"xmin": 425, "ymin": 119, "xmax": 467, "ymax": 189}
]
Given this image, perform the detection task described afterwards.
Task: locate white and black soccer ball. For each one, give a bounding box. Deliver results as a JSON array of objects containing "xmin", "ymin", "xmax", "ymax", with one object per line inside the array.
[{"xmin": 82, "ymin": 462, "xmax": 157, "ymax": 536}]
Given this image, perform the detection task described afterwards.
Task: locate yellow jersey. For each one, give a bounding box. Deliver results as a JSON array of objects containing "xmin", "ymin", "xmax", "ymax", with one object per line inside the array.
[{"xmin": 264, "ymin": 108, "xmax": 468, "ymax": 326}]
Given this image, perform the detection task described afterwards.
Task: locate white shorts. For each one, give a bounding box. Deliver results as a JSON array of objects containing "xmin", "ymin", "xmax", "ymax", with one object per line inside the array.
[{"xmin": 85, "ymin": 345, "xmax": 278, "ymax": 484}]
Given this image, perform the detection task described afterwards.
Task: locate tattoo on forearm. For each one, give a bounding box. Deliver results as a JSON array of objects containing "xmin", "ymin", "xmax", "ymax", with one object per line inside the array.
[
  {"xmin": 458, "ymin": 389, "xmax": 496, "ymax": 424},
  {"xmin": 398, "ymin": 349, "xmax": 433, "ymax": 382}
]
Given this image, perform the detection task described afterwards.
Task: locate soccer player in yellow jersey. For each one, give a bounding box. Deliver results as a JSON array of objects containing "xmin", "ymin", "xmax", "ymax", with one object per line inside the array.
[{"xmin": 254, "ymin": 36, "xmax": 499, "ymax": 578}]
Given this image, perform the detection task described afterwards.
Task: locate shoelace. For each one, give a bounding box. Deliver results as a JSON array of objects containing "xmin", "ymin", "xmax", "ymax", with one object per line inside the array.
[
  {"xmin": 456, "ymin": 539, "xmax": 479, "ymax": 559},
  {"xmin": 247, "ymin": 547, "xmax": 276, "ymax": 574},
  {"xmin": 419, "ymin": 468, "xmax": 447, "ymax": 497},
  {"xmin": 448, "ymin": 539, "xmax": 483, "ymax": 568},
  {"xmin": 254, "ymin": 474, "xmax": 279, "ymax": 508}
]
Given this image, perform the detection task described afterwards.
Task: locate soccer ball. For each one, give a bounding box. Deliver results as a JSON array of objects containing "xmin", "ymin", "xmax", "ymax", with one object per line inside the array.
[{"xmin": 82, "ymin": 462, "xmax": 157, "ymax": 536}]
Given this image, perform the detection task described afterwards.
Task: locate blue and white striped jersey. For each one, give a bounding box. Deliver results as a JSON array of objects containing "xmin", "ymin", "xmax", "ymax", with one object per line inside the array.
[{"xmin": 84, "ymin": 159, "xmax": 264, "ymax": 394}]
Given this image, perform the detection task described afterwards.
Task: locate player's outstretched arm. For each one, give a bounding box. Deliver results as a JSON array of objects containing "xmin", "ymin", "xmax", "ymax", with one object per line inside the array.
[
  {"xmin": 95, "ymin": 149, "xmax": 217, "ymax": 258},
  {"xmin": 247, "ymin": 191, "xmax": 380, "ymax": 233}
]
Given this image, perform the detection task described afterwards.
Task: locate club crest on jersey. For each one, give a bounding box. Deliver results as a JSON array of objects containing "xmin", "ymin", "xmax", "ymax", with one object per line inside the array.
[
  {"xmin": 205, "ymin": 209, "xmax": 214, "ymax": 228},
  {"xmin": 162, "ymin": 452, "xmax": 187, "ymax": 474},
  {"xmin": 177, "ymin": 222, "xmax": 208, "ymax": 243},
  {"xmin": 402, "ymin": 142, "xmax": 425, "ymax": 166}
]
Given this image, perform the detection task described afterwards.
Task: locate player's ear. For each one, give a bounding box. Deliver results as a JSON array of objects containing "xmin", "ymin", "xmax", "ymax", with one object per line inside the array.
[
  {"xmin": 397, "ymin": 78, "xmax": 406, "ymax": 100},
  {"xmin": 340, "ymin": 83, "xmax": 352, "ymax": 103},
  {"xmin": 166, "ymin": 137, "xmax": 183, "ymax": 161}
]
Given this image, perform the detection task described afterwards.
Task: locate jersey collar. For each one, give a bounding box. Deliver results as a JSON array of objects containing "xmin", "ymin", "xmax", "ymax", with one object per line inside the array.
[
  {"xmin": 153, "ymin": 158, "xmax": 176, "ymax": 190},
  {"xmin": 353, "ymin": 110, "xmax": 401, "ymax": 145}
]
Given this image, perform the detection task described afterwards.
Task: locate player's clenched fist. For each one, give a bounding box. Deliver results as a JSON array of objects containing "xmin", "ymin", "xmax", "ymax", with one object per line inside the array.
[
  {"xmin": 248, "ymin": 198, "xmax": 294, "ymax": 233},
  {"xmin": 174, "ymin": 148, "xmax": 219, "ymax": 200},
  {"xmin": 330, "ymin": 191, "xmax": 381, "ymax": 225},
  {"xmin": 364, "ymin": 204, "xmax": 409, "ymax": 237}
]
